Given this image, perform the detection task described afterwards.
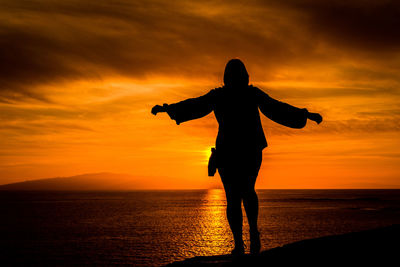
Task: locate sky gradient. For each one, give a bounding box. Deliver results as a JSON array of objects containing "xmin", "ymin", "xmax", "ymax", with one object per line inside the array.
[{"xmin": 1, "ymin": 0, "xmax": 400, "ymax": 188}]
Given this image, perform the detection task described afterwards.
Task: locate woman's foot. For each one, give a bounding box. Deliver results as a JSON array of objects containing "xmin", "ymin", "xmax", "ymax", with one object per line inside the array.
[
  {"xmin": 231, "ymin": 238, "xmax": 245, "ymax": 256},
  {"xmin": 231, "ymin": 245, "xmax": 245, "ymax": 256},
  {"xmin": 250, "ymin": 231, "xmax": 261, "ymax": 255}
]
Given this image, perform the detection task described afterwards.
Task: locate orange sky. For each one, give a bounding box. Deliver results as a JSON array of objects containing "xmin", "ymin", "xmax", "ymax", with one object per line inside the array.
[{"xmin": 1, "ymin": 0, "xmax": 400, "ymax": 188}]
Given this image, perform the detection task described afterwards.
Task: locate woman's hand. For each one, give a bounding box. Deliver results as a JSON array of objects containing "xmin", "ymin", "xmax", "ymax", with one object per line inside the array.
[
  {"xmin": 308, "ymin": 112, "xmax": 323, "ymax": 124},
  {"xmin": 151, "ymin": 104, "xmax": 168, "ymax": 115}
]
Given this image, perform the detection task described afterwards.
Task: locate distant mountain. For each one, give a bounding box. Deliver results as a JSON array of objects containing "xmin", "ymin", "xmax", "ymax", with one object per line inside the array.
[{"xmin": 0, "ymin": 172, "xmax": 147, "ymax": 191}]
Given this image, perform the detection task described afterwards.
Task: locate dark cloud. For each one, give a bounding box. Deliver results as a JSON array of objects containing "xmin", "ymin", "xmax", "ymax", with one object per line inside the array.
[
  {"xmin": 264, "ymin": 85, "xmax": 400, "ymax": 100},
  {"xmin": 0, "ymin": 0, "xmax": 286, "ymax": 100},
  {"xmin": 290, "ymin": 0, "xmax": 400, "ymax": 51},
  {"xmin": 0, "ymin": 0, "xmax": 399, "ymax": 102},
  {"xmin": 0, "ymin": 25, "xmax": 82, "ymax": 102}
]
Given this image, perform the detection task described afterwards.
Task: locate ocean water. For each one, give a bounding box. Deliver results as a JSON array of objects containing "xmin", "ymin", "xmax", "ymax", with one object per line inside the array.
[{"xmin": 0, "ymin": 189, "xmax": 399, "ymax": 266}]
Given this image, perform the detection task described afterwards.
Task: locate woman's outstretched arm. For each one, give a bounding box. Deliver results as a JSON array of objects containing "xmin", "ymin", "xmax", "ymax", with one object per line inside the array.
[
  {"xmin": 151, "ymin": 89, "xmax": 216, "ymax": 125},
  {"xmin": 256, "ymin": 87, "xmax": 322, "ymax": 128}
]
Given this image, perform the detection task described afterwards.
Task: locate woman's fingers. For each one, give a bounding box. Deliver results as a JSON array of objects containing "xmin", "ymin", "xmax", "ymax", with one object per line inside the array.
[
  {"xmin": 314, "ymin": 113, "xmax": 323, "ymax": 124},
  {"xmin": 151, "ymin": 105, "xmax": 161, "ymax": 115},
  {"xmin": 309, "ymin": 113, "xmax": 323, "ymax": 124}
]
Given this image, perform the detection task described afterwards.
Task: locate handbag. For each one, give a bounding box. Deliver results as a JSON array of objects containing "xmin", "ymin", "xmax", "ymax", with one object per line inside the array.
[{"xmin": 208, "ymin": 147, "xmax": 217, "ymax": 176}]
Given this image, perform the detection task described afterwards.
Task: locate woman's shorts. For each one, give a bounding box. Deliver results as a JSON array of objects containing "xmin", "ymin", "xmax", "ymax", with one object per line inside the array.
[{"xmin": 217, "ymin": 148, "xmax": 262, "ymax": 189}]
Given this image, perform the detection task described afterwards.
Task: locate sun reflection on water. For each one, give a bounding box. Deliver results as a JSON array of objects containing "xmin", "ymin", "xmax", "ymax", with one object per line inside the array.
[{"xmin": 191, "ymin": 189, "xmax": 232, "ymax": 256}]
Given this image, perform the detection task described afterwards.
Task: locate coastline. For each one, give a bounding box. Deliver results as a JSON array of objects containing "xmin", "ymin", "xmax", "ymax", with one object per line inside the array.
[{"xmin": 166, "ymin": 224, "xmax": 399, "ymax": 266}]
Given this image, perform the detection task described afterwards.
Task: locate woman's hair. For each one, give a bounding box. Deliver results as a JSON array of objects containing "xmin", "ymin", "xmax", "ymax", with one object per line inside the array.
[{"xmin": 223, "ymin": 59, "xmax": 249, "ymax": 87}]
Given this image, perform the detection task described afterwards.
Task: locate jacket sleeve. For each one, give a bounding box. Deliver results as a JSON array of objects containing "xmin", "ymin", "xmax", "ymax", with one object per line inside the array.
[
  {"xmin": 165, "ymin": 89, "xmax": 216, "ymax": 125},
  {"xmin": 256, "ymin": 87, "xmax": 308, "ymax": 129}
]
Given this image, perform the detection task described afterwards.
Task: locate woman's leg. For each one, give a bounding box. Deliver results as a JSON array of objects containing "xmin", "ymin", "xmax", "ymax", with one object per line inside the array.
[
  {"xmin": 242, "ymin": 185, "xmax": 259, "ymax": 235},
  {"xmin": 218, "ymin": 149, "xmax": 262, "ymax": 254},
  {"xmin": 219, "ymin": 168, "xmax": 244, "ymax": 252},
  {"xmin": 242, "ymin": 151, "xmax": 262, "ymax": 253},
  {"xmin": 225, "ymin": 186, "xmax": 243, "ymax": 249},
  {"xmin": 242, "ymin": 183, "xmax": 261, "ymax": 254}
]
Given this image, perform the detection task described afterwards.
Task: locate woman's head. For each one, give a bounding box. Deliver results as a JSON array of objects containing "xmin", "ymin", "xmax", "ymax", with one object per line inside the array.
[{"xmin": 223, "ymin": 59, "xmax": 249, "ymax": 87}]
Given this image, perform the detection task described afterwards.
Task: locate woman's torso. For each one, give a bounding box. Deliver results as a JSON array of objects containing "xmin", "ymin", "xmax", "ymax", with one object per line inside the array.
[{"xmin": 212, "ymin": 86, "xmax": 267, "ymax": 154}]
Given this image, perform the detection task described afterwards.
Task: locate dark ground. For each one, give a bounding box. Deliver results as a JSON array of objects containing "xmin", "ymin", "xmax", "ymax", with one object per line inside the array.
[{"xmin": 166, "ymin": 224, "xmax": 399, "ymax": 266}]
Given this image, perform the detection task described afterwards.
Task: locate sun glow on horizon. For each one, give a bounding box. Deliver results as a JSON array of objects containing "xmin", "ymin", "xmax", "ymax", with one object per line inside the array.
[{"xmin": 1, "ymin": 0, "xmax": 399, "ymax": 189}]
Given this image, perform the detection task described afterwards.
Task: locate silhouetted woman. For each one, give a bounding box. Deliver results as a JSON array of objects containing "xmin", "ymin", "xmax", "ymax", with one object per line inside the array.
[{"xmin": 151, "ymin": 59, "xmax": 322, "ymax": 255}]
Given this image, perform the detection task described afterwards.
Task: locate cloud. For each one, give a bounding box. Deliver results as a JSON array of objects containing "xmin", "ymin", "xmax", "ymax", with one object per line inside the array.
[
  {"xmin": 289, "ymin": 0, "xmax": 400, "ymax": 52},
  {"xmin": 1, "ymin": 0, "xmax": 400, "ymax": 190},
  {"xmin": 0, "ymin": 121, "xmax": 94, "ymax": 136},
  {"xmin": 1, "ymin": 0, "xmax": 398, "ymax": 102},
  {"xmin": 1, "ymin": 0, "xmax": 399, "ymax": 141}
]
